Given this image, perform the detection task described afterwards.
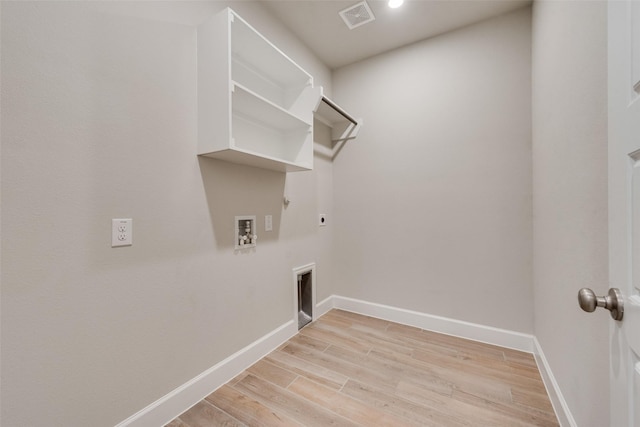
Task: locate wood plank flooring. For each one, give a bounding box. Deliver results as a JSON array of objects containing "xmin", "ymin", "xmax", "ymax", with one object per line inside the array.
[{"xmin": 167, "ymin": 309, "xmax": 559, "ymax": 427}]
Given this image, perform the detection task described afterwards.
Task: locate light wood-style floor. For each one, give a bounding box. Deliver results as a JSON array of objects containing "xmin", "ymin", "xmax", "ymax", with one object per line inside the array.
[{"xmin": 167, "ymin": 309, "xmax": 559, "ymax": 427}]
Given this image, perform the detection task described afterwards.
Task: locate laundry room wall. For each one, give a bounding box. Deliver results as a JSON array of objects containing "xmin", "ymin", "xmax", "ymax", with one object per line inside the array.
[
  {"xmin": 532, "ymin": 1, "xmax": 609, "ymax": 425},
  {"xmin": 331, "ymin": 8, "xmax": 534, "ymax": 333},
  {"xmin": 0, "ymin": 1, "xmax": 332, "ymax": 425}
]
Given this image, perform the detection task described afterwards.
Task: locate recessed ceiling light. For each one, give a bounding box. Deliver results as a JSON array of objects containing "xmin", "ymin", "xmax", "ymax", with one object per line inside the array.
[{"xmin": 388, "ymin": 0, "xmax": 404, "ymax": 8}]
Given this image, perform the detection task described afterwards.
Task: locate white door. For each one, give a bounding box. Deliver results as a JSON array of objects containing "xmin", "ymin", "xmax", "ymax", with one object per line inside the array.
[{"xmin": 609, "ymin": 0, "xmax": 640, "ymax": 425}]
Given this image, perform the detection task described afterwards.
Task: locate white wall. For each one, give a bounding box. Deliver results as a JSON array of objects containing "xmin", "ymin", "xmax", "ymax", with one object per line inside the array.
[
  {"xmin": 0, "ymin": 2, "xmax": 332, "ymax": 425},
  {"xmin": 531, "ymin": 1, "xmax": 609, "ymax": 425},
  {"xmin": 331, "ymin": 8, "xmax": 533, "ymax": 333}
]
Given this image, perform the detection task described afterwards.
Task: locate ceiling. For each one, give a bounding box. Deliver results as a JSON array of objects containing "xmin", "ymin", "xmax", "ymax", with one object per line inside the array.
[{"xmin": 261, "ymin": 0, "xmax": 531, "ymax": 69}]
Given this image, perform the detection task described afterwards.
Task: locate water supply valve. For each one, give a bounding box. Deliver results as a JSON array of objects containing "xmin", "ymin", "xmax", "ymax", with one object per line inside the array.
[{"xmin": 235, "ymin": 216, "xmax": 257, "ymax": 250}]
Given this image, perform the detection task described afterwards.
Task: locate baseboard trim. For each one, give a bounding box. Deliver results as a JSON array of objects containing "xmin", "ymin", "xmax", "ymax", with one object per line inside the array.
[
  {"xmin": 533, "ymin": 337, "xmax": 576, "ymax": 427},
  {"xmin": 315, "ymin": 295, "xmax": 335, "ymax": 319},
  {"xmin": 327, "ymin": 295, "xmax": 577, "ymax": 425},
  {"xmin": 328, "ymin": 296, "xmax": 578, "ymax": 422},
  {"xmin": 115, "ymin": 319, "xmax": 298, "ymax": 427},
  {"xmin": 118, "ymin": 295, "xmax": 573, "ymax": 427},
  {"xmin": 330, "ymin": 295, "xmax": 534, "ymax": 353}
]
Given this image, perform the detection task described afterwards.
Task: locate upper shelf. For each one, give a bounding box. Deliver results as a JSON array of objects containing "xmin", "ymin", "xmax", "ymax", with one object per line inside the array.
[
  {"xmin": 316, "ymin": 96, "xmax": 358, "ymax": 127},
  {"xmin": 313, "ymin": 91, "xmax": 361, "ymax": 145},
  {"xmin": 231, "ymin": 13, "xmax": 311, "ymax": 93}
]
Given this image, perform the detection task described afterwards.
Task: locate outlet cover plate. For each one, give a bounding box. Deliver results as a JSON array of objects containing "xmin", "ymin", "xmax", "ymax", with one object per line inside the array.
[{"xmin": 112, "ymin": 218, "xmax": 132, "ymax": 247}]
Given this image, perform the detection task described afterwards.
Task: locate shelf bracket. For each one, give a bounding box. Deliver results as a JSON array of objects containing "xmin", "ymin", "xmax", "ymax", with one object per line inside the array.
[{"xmin": 313, "ymin": 91, "xmax": 362, "ymax": 154}]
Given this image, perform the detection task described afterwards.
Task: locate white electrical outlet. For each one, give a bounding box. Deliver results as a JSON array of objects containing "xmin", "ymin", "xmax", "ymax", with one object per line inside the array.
[
  {"xmin": 265, "ymin": 214, "xmax": 273, "ymax": 232},
  {"xmin": 112, "ymin": 218, "xmax": 132, "ymax": 247}
]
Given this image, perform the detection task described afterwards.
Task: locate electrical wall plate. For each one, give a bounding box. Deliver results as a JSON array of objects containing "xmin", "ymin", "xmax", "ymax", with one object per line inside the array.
[{"xmin": 112, "ymin": 218, "xmax": 132, "ymax": 247}]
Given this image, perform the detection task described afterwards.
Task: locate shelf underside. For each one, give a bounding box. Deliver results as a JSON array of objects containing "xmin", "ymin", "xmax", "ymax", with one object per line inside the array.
[{"xmin": 200, "ymin": 148, "xmax": 311, "ymax": 172}]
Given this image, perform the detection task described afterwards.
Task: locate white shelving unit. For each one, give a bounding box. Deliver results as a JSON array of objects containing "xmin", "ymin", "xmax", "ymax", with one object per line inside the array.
[{"xmin": 198, "ymin": 8, "xmax": 321, "ymax": 172}]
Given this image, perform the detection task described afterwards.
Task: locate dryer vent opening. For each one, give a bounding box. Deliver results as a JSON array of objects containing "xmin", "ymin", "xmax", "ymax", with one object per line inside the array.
[{"xmin": 297, "ymin": 271, "xmax": 312, "ymax": 329}]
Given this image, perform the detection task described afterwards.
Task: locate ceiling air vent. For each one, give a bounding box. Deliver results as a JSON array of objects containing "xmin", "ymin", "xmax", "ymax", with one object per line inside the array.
[{"xmin": 339, "ymin": 1, "xmax": 376, "ymax": 30}]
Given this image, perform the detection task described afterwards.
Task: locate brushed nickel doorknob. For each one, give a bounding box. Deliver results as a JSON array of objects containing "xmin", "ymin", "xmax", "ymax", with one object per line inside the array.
[{"xmin": 578, "ymin": 287, "xmax": 624, "ymax": 321}]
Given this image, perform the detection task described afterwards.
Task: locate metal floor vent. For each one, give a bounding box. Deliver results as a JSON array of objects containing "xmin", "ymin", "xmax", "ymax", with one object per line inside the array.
[{"xmin": 339, "ymin": 1, "xmax": 375, "ymax": 30}]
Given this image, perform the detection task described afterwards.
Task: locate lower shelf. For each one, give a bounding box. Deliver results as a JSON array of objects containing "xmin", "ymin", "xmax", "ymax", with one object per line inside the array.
[{"xmin": 199, "ymin": 148, "xmax": 311, "ymax": 172}]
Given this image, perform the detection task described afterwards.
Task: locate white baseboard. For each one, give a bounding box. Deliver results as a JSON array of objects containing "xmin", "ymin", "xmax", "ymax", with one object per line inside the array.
[
  {"xmin": 324, "ymin": 295, "xmax": 575, "ymax": 425},
  {"xmin": 117, "ymin": 295, "xmax": 574, "ymax": 427},
  {"xmin": 315, "ymin": 295, "xmax": 335, "ymax": 319},
  {"xmin": 533, "ymin": 337, "xmax": 577, "ymax": 427},
  {"xmin": 115, "ymin": 319, "xmax": 298, "ymax": 427},
  {"xmin": 330, "ymin": 295, "xmax": 534, "ymax": 353}
]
